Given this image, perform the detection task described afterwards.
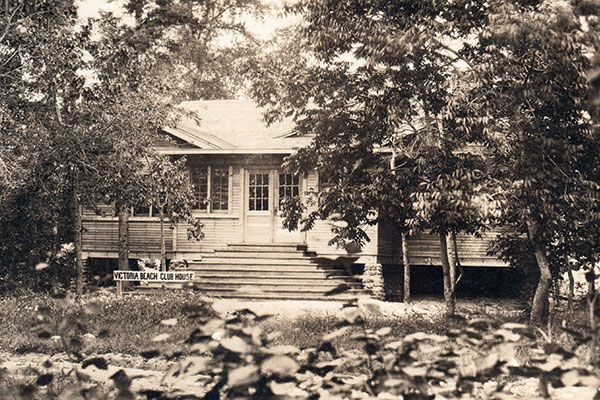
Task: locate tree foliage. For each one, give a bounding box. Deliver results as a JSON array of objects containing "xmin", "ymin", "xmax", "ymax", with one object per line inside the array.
[
  {"xmin": 250, "ymin": 0, "xmax": 600, "ymax": 321},
  {"xmin": 0, "ymin": 0, "xmax": 262, "ymax": 291}
]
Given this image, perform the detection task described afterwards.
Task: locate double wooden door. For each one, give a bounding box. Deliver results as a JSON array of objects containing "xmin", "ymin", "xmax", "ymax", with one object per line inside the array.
[{"xmin": 244, "ymin": 170, "xmax": 303, "ymax": 243}]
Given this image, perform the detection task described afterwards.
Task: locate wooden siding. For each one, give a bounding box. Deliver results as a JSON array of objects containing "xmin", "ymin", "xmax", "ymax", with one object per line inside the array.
[
  {"xmin": 407, "ymin": 229, "xmax": 508, "ymax": 268},
  {"xmin": 174, "ymin": 216, "xmax": 240, "ymax": 256},
  {"xmin": 305, "ymin": 220, "xmax": 378, "ymax": 263},
  {"xmin": 82, "ymin": 218, "xmax": 173, "ymax": 258},
  {"xmin": 376, "ymin": 219, "xmax": 402, "ymax": 264},
  {"xmin": 81, "ymin": 157, "xmax": 508, "ymax": 269},
  {"xmin": 302, "ymin": 170, "xmax": 378, "ymax": 264}
]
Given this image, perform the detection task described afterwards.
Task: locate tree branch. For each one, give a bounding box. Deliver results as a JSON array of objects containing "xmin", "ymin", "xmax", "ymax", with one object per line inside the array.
[{"xmin": 0, "ymin": 0, "xmax": 23, "ymax": 44}]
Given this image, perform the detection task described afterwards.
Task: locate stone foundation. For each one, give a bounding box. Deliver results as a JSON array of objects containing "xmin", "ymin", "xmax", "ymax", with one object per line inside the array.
[
  {"xmin": 382, "ymin": 264, "xmax": 404, "ymax": 302},
  {"xmin": 362, "ymin": 263, "xmax": 385, "ymax": 300}
]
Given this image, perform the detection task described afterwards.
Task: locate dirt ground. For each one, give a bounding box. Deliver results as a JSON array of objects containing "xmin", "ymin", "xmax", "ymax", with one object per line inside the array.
[{"xmin": 208, "ymin": 295, "xmax": 527, "ymax": 319}]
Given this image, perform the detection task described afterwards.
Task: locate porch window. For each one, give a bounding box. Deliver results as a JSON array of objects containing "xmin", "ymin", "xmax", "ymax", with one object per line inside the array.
[
  {"xmin": 191, "ymin": 166, "xmax": 208, "ymax": 210},
  {"xmin": 211, "ymin": 167, "xmax": 229, "ymax": 211},
  {"xmin": 190, "ymin": 165, "xmax": 231, "ymax": 212},
  {"xmin": 132, "ymin": 205, "xmax": 152, "ymax": 217},
  {"xmin": 278, "ymin": 173, "xmax": 299, "ymax": 205},
  {"xmin": 249, "ymin": 173, "xmax": 269, "ymax": 211}
]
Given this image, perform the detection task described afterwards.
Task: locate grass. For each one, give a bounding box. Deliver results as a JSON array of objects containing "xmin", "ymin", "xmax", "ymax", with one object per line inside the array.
[
  {"xmin": 0, "ymin": 288, "xmax": 586, "ymax": 360},
  {"xmin": 0, "ymin": 289, "xmax": 215, "ymax": 356}
]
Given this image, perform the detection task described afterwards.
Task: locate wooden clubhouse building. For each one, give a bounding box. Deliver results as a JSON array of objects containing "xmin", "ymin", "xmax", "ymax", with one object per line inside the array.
[{"xmin": 81, "ymin": 99, "xmax": 506, "ymax": 300}]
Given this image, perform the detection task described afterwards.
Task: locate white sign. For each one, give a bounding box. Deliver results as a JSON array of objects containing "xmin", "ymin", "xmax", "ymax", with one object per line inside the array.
[{"xmin": 112, "ymin": 270, "xmax": 195, "ymax": 282}]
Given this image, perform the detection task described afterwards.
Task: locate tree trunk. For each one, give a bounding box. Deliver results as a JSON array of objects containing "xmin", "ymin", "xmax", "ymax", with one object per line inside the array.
[
  {"xmin": 72, "ymin": 191, "xmax": 84, "ymax": 296},
  {"xmin": 159, "ymin": 207, "xmax": 166, "ymax": 271},
  {"xmin": 587, "ymin": 279, "xmax": 598, "ymax": 364},
  {"xmin": 118, "ymin": 206, "xmax": 130, "ymax": 272},
  {"xmin": 588, "ymin": 269, "xmax": 597, "ymax": 327},
  {"xmin": 448, "ymin": 231, "xmax": 457, "ymax": 294},
  {"xmin": 527, "ymin": 218, "xmax": 552, "ymax": 325},
  {"xmin": 566, "ymin": 258, "xmax": 574, "ymax": 314},
  {"xmin": 439, "ymin": 231, "xmax": 455, "ymax": 316},
  {"xmin": 402, "ymin": 232, "xmax": 410, "ymax": 302}
]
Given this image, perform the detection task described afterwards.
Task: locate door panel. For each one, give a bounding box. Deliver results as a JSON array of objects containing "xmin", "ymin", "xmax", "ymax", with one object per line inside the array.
[{"xmin": 245, "ymin": 171, "xmax": 273, "ymax": 242}]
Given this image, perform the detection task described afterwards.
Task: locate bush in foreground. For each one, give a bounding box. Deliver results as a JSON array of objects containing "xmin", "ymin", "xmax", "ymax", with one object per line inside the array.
[{"xmin": 0, "ymin": 291, "xmax": 598, "ymax": 399}]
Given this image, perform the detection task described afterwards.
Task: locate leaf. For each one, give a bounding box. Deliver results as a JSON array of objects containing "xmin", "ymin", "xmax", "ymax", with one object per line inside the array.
[
  {"xmin": 160, "ymin": 318, "xmax": 178, "ymax": 327},
  {"xmin": 468, "ymin": 318, "xmax": 495, "ymax": 331},
  {"xmin": 315, "ymin": 358, "xmax": 345, "ymax": 369},
  {"xmin": 385, "ymin": 341, "xmax": 404, "ymax": 350},
  {"xmin": 561, "ymin": 370, "xmax": 581, "ymax": 387},
  {"xmin": 110, "ymin": 370, "xmax": 131, "ymax": 390},
  {"xmin": 266, "ymin": 331, "xmax": 282, "ymax": 341},
  {"xmin": 220, "ymin": 336, "xmax": 249, "ymax": 354},
  {"xmin": 116, "ymin": 389, "xmax": 135, "ymax": 400},
  {"xmin": 328, "ymin": 220, "xmax": 349, "ymax": 228},
  {"xmin": 261, "ymin": 355, "xmax": 299, "ymax": 377},
  {"xmin": 37, "ymin": 330, "xmax": 52, "ymax": 339},
  {"xmin": 375, "ymin": 327, "xmax": 392, "ymax": 337},
  {"xmin": 36, "ymin": 373, "xmax": 53, "ymax": 386},
  {"xmin": 323, "ymin": 326, "xmax": 350, "ymax": 341},
  {"xmin": 269, "ymin": 381, "xmax": 310, "ymax": 398},
  {"xmin": 365, "ymin": 343, "xmax": 379, "ymax": 355},
  {"xmin": 494, "ymin": 329, "xmax": 521, "ymax": 342},
  {"xmin": 151, "ymin": 333, "xmax": 171, "ymax": 342},
  {"xmin": 35, "ymin": 263, "xmax": 49, "ymax": 271},
  {"xmin": 501, "ymin": 322, "xmax": 529, "ymax": 330},
  {"xmin": 227, "ymin": 365, "xmax": 259, "ymax": 388},
  {"xmin": 475, "ymin": 353, "xmax": 499, "ymax": 374},
  {"xmin": 82, "ymin": 357, "xmax": 108, "ymax": 370},
  {"xmin": 201, "ymin": 319, "xmax": 225, "ymax": 336},
  {"xmin": 402, "ymin": 366, "xmax": 427, "ymax": 377},
  {"xmin": 140, "ymin": 350, "xmax": 160, "ymax": 359}
]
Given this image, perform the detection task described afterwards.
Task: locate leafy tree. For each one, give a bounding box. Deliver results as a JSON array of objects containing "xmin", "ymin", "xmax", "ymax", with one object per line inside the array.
[
  {"xmin": 251, "ymin": 0, "xmax": 600, "ymax": 322},
  {"xmin": 249, "ymin": 0, "xmax": 493, "ymax": 314},
  {"xmin": 0, "ymin": 0, "xmax": 88, "ymax": 292},
  {"xmin": 0, "ymin": 0, "xmax": 263, "ymax": 293},
  {"xmin": 81, "ymin": 0, "xmax": 262, "ymax": 275},
  {"xmin": 144, "ymin": 155, "xmax": 204, "ymax": 271},
  {"xmin": 452, "ymin": 0, "xmax": 600, "ymax": 324}
]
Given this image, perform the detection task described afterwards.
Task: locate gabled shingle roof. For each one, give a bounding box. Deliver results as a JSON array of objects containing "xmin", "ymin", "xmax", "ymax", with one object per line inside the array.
[{"xmin": 160, "ymin": 99, "xmax": 312, "ymax": 154}]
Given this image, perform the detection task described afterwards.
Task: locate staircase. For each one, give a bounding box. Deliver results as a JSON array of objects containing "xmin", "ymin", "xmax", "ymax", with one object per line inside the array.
[{"xmin": 179, "ymin": 243, "xmax": 366, "ymax": 300}]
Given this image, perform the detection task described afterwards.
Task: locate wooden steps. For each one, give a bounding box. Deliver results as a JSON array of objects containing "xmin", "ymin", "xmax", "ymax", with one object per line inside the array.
[{"xmin": 175, "ymin": 242, "xmax": 365, "ymax": 300}]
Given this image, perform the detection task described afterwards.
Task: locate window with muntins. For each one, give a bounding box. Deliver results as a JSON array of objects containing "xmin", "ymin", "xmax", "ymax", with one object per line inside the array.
[
  {"xmin": 249, "ymin": 173, "xmax": 269, "ymax": 211},
  {"xmin": 211, "ymin": 167, "xmax": 229, "ymax": 211},
  {"xmin": 190, "ymin": 166, "xmax": 208, "ymax": 210},
  {"xmin": 190, "ymin": 166, "xmax": 230, "ymax": 212},
  {"xmin": 278, "ymin": 173, "xmax": 299, "ymax": 205}
]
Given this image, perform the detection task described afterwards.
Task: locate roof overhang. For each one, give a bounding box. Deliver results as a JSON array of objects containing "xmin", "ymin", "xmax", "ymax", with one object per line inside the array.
[{"xmin": 162, "ymin": 126, "xmax": 237, "ymax": 150}]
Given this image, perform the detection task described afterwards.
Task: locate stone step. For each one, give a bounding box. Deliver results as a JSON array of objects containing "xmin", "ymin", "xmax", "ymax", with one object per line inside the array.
[
  {"xmin": 193, "ymin": 276, "xmax": 361, "ymax": 286},
  {"xmin": 184, "ymin": 264, "xmax": 351, "ymax": 274},
  {"xmin": 183, "ymin": 260, "xmax": 351, "ymax": 271},
  {"xmin": 211, "ymin": 250, "xmax": 313, "ymax": 259},
  {"xmin": 191, "ymin": 257, "xmax": 316, "ymax": 265},
  {"xmin": 192, "ymin": 284, "xmax": 362, "ymax": 296},
  {"xmin": 195, "ymin": 291, "xmax": 360, "ymax": 301},
  {"xmin": 190, "ymin": 270, "xmax": 357, "ymax": 279},
  {"xmin": 225, "ymin": 243, "xmax": 307, "ymax": 252}
]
